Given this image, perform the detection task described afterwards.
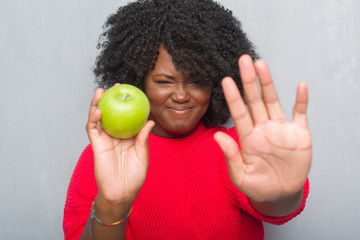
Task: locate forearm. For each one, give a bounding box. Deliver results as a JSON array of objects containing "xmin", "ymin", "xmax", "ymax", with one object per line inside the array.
[
  {"xmin": 79, "ymin": 196, "xmax": 132, "ymax": 240},
  {"xmin": 249, "ymin": 189, "xmax": 303, "ymax": 217}
]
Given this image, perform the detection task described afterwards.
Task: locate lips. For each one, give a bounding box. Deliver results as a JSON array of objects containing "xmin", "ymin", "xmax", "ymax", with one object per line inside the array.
[
  {"xmin": 168, "ymin": 106, "xmax": 192, "ymax": 111},
  {"xmin": 166, "ymin": 106, "xmax": 194, "ymax": 116}
]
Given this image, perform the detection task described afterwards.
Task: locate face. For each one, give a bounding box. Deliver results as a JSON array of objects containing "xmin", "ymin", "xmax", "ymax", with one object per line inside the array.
[{"xmin": 144, "ymin": 45, "xmax": 211, "ymax": 138}]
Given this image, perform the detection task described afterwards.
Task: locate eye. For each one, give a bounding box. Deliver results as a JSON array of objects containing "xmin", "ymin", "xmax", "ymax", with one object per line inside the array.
[
  {"xmin": 155, "ymin": 80, "xmax": 172, "ymax": 85},
  {"xmin": 186, "ymin": 80, "xmax": 201, "ymax": 87}
]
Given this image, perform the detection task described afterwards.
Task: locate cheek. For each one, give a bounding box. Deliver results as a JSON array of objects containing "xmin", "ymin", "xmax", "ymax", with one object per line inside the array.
[
  {"xmin": 192, "ymin": 90, "xmax": 212, "ymax": 106},
  {"xmin": 147, "ymin": 90, "xmax": 168, "ymax": 105},
  {"xmin": 146, "ymin": 89, "xmax": 171, "ymax": 106}
]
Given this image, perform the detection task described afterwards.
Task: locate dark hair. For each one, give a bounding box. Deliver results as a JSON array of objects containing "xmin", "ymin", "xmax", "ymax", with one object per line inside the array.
[{"xmin": 94, "ymin": 0, "xmax": 258, "ymax": 126}]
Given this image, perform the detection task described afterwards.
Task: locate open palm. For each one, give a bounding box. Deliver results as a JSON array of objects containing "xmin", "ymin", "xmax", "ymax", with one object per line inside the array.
[{"xmin": 214, "ymin": 55, "xmax": 312, "ymax": 202}]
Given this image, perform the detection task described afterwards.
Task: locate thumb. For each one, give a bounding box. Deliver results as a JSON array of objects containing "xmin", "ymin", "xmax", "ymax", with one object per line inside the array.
[
  {"xmin": 214, "ymin": 132, "xmax": 245, "ymax": 187},
  {"xmin": 135, "ymin": 120, "xmax": 155, "ymax": 164}
]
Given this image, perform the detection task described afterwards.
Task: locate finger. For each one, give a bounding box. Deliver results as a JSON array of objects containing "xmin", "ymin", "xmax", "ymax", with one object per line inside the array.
[
  {"xmin": 239, "ymin": 55, "xmax": 268, "ymax": 124},
  {"xmin": 214, "ymin": 132, "xmax": 245, "ymax": 186},
  {"xmin": 135, "ymin": 120, "xmax": 155, "ymax": 165},
  {"xmin": 292, "ymin": 82, "xmax": 309, "ymax": 127},
  {"xmin": 254, "ymin": 60, "xmax": 286, "ymax": 123},
  {"xmin": 86, "ymin": 88, "xmax": 104, "ymax": 138},
  {"xmin": 222, "ymin": 77, "xmax": 254, "ymax": 139}
]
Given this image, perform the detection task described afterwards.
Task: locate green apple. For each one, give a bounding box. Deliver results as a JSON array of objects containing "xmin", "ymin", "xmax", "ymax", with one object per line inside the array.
[{"xmin": 98, "ymin": 84, "xmax": 150, "ymax": 139}]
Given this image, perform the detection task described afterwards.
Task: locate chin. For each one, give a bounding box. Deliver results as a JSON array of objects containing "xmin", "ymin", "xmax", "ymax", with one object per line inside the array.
[{"xmin": 165, "ymin": 124, "xmax": 197, "ymax": 137}]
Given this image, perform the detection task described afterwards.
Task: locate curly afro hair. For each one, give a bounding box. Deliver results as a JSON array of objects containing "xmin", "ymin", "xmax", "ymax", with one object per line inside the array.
[{"xmin": 94, "ymin": 0, "xmax": 259, "ymax": 127}]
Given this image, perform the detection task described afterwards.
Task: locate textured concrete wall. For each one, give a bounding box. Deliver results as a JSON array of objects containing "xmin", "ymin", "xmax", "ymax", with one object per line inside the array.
[{"xmin": 1, "ymin": 0, "xmax": 359, "ymax": 239}]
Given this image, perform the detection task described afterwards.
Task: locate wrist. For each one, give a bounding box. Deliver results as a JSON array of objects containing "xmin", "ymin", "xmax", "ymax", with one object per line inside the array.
[
  {"xmin": 250, "ymin": 189, "xmax": 303, "ymax": 217},
  {"xmin": 94, "ymin": 195, "xmax": 133, "ymax": 222}
]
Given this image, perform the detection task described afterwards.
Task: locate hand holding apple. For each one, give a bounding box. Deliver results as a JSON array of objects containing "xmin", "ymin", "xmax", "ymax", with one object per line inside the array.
[
  {"xmin": 98, "ymin": 84, "xmax": 150, "ymax": 139},
  {"xmin": 86, "ymin": 85, "xmax": 154, "ymax": 210}
]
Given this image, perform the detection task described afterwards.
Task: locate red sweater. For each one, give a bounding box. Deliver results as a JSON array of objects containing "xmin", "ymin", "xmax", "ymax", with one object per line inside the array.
[{"xmin": 63, "ymin": 123, "xmax": 309, "ymax": 240}]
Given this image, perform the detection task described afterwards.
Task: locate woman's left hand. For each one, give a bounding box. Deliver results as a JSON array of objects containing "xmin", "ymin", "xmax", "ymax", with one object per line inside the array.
[{"xmin": 214, "ymin": 55, "xmax": 312, "ymax": 203}]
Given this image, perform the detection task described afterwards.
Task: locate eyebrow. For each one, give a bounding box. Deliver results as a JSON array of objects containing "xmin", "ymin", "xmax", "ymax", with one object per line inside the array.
[{"xmin": 153, "ymin": 73, "xmax": 176, "ymax": 80}]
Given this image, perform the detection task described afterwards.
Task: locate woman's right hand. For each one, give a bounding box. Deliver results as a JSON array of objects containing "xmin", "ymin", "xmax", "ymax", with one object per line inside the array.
[{"xmin": 86, "ymin": 87, "xmax": 154, "ymax": 207}]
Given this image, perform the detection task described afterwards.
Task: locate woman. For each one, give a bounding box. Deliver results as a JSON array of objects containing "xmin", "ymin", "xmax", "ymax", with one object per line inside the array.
[{"xmin": 63, "ymin": 0, "xmax": 312, "ymax": 239}]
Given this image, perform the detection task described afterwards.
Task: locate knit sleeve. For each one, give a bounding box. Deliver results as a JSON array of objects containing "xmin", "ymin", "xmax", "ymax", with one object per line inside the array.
[
  {"xmin": 63, "ymin": 144, "xmax": 98, "ymax": 240},
  {"xmin": 229, "ymin": 178, "xmax": 310, "ymax": 225},
  {"xmin": 224, "ymin": 127, "xmax": 310, "ymax": 225}
]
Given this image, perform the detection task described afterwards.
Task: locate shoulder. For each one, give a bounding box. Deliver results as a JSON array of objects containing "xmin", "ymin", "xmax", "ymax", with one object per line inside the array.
[{"xmin": 71, "ymin": 144, "xmax": 95, "ymax": 178}]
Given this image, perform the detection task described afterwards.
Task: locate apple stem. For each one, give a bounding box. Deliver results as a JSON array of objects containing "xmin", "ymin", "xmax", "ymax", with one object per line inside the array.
[{"xmin": 125, "ymin": 94, "xmax": 130, "ymax": 101}]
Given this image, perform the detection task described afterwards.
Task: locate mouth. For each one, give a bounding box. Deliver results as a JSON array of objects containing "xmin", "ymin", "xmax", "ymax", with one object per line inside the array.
[{"xmin": 167, "ymin": 107, "xmax": 194, "ymax": 116}]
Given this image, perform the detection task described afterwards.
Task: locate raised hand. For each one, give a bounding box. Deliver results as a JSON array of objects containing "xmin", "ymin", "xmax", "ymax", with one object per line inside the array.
[
  {"xmin": 86, "ymin": 86, "xmax": 154, "ymax": 206},
  {"xmin": 214, "ymin": 55, "xmax": 312, "ymax": 204}
]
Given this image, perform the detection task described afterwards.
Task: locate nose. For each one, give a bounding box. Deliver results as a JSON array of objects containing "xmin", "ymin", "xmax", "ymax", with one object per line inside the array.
[{"xmin": 171, "ymin": 84, "xmax": 190, "ymax": 103}]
